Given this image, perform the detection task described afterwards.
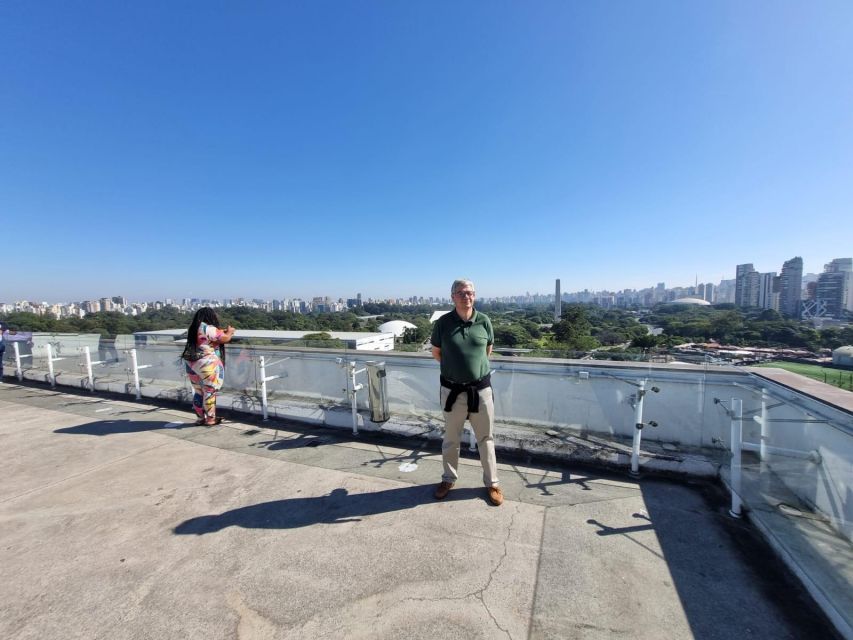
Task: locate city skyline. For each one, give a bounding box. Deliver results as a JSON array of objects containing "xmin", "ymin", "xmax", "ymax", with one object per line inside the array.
[
  {"xmin": 2, "ymin": 4, "xmax": 852, "ymax": 301},
  {"xmin": 4, "ymin": 254, "xmax": 849, "ymax": 310}
]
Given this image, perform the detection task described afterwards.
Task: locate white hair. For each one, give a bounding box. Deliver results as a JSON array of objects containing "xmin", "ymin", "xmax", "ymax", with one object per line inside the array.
[{"xmin": 451, "ymin": 279, "xmax": 475, "ymax": 295}]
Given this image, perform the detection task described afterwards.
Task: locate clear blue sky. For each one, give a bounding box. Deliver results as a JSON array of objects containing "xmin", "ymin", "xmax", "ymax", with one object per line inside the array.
[{"xmin": 2, "ymin": 1, "xmax": 851, "ymax": 302}]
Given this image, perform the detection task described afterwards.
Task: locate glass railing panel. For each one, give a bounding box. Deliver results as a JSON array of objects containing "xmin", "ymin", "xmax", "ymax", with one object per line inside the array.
[
  {"xmin": 1, "ymin": 334, "xmax": 34, "ymax": 379},
  {"xmin": 168, "ymin": 340, "xmax": 360, "ymax": 421},
  {"xmin": 729, "ymin": 378, "xmax": 852, "ymax": 542},
  {"xmin": 91, "ymin": 336, "xmax": 134, "ymax": 383},
  {"xmin": 25, "ymin": 333, "xmax": 99, "ymax": 375},
  {"xmin": 489, "ymin": 358, "xmax": 715, "ymax": 448},
  {"xmin": 720, "ymin": 377, "xmax": 853, "ymax": 627},
  {"xmin": 132, "ymin": 340, "xmax": 189, "ymax": 394}
]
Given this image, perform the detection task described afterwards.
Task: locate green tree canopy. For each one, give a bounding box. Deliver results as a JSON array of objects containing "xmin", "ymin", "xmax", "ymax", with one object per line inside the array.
[{"xmin": 551, "ymin": 304, "xmax": 599, "ymax": 350}]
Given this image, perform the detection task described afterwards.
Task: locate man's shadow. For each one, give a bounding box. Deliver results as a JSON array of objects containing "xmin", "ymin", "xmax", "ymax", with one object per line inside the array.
[{"xmin": 174, "ymin": 485, "xmax": 485, "ymax": 535}]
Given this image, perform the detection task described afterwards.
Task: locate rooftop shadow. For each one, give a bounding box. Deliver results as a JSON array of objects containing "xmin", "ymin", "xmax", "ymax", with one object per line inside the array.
[
  {"xmin": 523, "ymin": 468, "xmax": 594, "ymax": 495},
  {"xmin": 174, "ymin": 485, "xmax": 486, "ymax": 535},
  {"xmin": 249, "ymin": 435, "xmax": 331, "ymax": 451},
  {"xmin": 54, "ymin": 419, "xmax": 192, "ymax": 436},
  {"xmin": 638, "ymin": 480, "xmax": 840, "ymax": 639}
]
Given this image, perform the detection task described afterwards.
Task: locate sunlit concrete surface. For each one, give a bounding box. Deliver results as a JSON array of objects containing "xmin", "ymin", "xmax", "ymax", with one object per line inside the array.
[{"xmin": 0, "ymin": 383, "xmax": 839, "ymax": 639}]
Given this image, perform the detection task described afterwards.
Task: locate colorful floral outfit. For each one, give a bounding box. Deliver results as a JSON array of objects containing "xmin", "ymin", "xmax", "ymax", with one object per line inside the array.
[{"xmin": 185, "ymin": 322, "xmax": 226, "ymax": 420}]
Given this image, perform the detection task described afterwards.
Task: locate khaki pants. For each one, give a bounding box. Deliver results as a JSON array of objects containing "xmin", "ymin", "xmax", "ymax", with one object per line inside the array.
[{"xmin": 439, "ymin": 385, "xmax": 499, "ymax": 487}]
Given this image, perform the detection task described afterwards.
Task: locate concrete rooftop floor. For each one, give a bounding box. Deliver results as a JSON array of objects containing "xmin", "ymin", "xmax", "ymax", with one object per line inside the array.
[{"xmin": 0, "ymin": 382, "xmax": 840, "ymax": 640}]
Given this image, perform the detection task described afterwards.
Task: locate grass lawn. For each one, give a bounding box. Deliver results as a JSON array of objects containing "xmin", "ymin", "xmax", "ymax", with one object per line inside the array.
[{"xmin": 755, "ymin": 361, "xmax": 853, "ymax": 391}]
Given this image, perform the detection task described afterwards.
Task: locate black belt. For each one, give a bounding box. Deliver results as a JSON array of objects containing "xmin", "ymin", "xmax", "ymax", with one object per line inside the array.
[{"xmin": 441, "ymin": 373, "xmax": 491, "ymax": 413}]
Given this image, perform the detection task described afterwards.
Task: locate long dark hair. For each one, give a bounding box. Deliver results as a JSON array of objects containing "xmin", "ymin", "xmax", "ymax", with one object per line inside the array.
[{"xmin": 182, "ymin": 307, "xmax": 226, "ymax": 364}]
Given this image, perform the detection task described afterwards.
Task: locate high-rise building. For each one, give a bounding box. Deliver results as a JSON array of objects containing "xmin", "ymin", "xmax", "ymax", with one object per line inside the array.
[
  {"xmin": 778, "ymin": 256, "xmax": 803, "ymax": 318},
  {"xmin": 816, "ymin": 258, "xmax": 853, "ymax": 318},
  {"xmin": 716, "ymin": 279, "xmax": 736, "ymax": 304},
  {"xmin": 82, "ymin": 300, "xmax": 101, "ymax": 314},
  {"xmin": 757, "ymin": 272, "xmax": 778, "ymax": 310},
  {"xmin": 735, "ymin": 264, "xmax": 759, "ymax": 308}
]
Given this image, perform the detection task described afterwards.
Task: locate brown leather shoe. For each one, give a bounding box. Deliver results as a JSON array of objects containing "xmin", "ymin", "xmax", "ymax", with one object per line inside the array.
[
  {"xmin": 434, "ymin": 481, "xmax": 454, "ymax": 500},
  {"xmin": 487, "ymin": 486, "xmax": 504, "ymax": 506}
]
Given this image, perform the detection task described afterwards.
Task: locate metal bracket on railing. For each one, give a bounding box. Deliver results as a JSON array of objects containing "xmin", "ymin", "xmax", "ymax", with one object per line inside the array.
[
  {"xmin": 581, "ymin": 374, "xmax": 664, "ymax": 476},
  {"xmin": 717, "ymin": 393, "xmax": 827, "ymax": 469},
  {"xmin": 79, "ymin": 346, "xmax": 109, "ymax": 392},
  {"xmin": 600, "ymin": 377, "xmax": 662, "ymax": 477},
  {"xmin": 13, "ymin": 342, "xmax": 32, "ymax": 381},
  {"xmin": 713, "ymin": 398, "xmax": 737, "ymax": 418},
  {"xmin": 347, "ymin": 361, "xmax": 366, "ymax": 435},
  {"xmin": 125, "ymin": 349, "xmax": 152, "ymax": 400},
  {"xmin": 740, "ymin": 402, "xmax": 785, "ymax": 418},
  {"xmin": 740, "ymin": 442, "xmax": 822, "ymax": 465},
  {"xmin": 757, "ymin": 418, "xmax": 830, "ymax": 424},
  {"xmin": 628, "ymin": 379, "xmax": 660, "ymax": 476},
  {"xmin": 45, "ymin": 343, "xmax": 66, "ymax": 388},
  {"xmin": 258, "ymin": 356, "xmax": 290, "ymax": 421}
]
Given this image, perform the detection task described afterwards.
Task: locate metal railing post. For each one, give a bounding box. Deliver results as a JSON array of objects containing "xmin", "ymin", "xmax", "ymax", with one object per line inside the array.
[
  {"xmin": 629, "ymin": 379, "xmax": 647, "ymax": 477},
  {"xmin": 759, "ymin": 387, "xmax": 768, "ymax": 463},
  {"xmin": 13, "ymin": 342, "xmax": 23, "ymax": 381},
  {"xmin": 729, "ymin": 398, "xmax": 743, "ymax": 518},
  {"xmin": 256, "ymin": 355, "xmax": 285, "ymax": 421},
  {"xmin": 83, "ymin": 346, "xmax": 95, "ymax": 391},
  {"xmin": 260, "ymin": 356, "xmax": 269, "ymax": 421},
  {"xmin": 79, "ymin": 345, "xmax": 108, "ymax": 392},
  {"xmin": 46, "ymin": 343, "xmax": 56, "ymax": 388},
  {"xmin": 125, "ymin": 348, "xmax": 153, "ymax": 400},
  {"xmin": 129, "ymin": 349, "xmax": 141, "ymax": 400},
  {"xmin": 348, "ymin": 361, "xmax": 366, "ymax": 435}
]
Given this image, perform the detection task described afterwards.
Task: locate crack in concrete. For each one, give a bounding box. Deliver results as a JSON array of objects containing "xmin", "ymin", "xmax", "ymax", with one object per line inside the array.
[
  {"xmin": 475, "ymin": 504, "xmax": 519, "ymax": 638},
  {"xmin": 393, "ymin": 505, "xmax": 521, "ymax": 638},
  {"xmin": 549, "ymin": 492, "xmax": 644, "ymax": 508}
]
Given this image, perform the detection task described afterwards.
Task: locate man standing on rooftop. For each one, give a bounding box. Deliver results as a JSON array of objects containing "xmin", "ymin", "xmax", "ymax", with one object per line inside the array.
[{"xmin": 430, "ymin": 279, "xmax": 502, "ymax": 506}]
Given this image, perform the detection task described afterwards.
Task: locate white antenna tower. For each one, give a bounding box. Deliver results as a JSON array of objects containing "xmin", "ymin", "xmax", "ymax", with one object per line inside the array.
[{"xmin": 555, "ymin": 279, "xmax": 561, "ymax": 321}]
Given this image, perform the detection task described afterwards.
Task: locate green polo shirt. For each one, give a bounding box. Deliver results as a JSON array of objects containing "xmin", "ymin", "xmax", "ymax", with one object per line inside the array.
[{"xmin": 430, "ymin": 308, "xmax": 493, "ymax": 383}]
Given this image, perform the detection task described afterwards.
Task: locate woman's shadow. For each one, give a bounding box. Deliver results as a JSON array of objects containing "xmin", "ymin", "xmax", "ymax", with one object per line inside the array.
[
  {"xmin": 55, "ymin": 419, "xmax": 188, "ymax": 436},
  {"xmin": 174, "ymin": 484, "xmax": 484, "ymax": 535}
]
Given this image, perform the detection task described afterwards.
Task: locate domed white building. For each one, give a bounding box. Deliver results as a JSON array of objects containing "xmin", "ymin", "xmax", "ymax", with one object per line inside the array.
[
  {"xmin": 671, "ymin": 297, "xmax": 711, "ymax": 306},
  {"xmin": 378, "ymin": 320, "xmax": 417, "ymax": 338},
  {"xmin": 832, "ymin": 346, "xmax": 853, "ymax": 367}
]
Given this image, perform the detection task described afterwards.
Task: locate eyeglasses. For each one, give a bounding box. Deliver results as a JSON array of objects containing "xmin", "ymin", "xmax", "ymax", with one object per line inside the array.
[{"xmin": 454, "ymin": 290, "xmax": 475, "ymax": 297}]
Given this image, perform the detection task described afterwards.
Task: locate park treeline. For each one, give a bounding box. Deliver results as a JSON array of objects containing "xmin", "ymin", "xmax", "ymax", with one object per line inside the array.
[
  {"xmin": 2, "ymin": 302, "xmax": 850, "ymax": 353},
  {"xmin": 0, "ymin": 307, "xmax": 382, "ymax": 337},
  {"xmin": 642, "ymin": 304, "xmax": 852, "ymax": 351}
]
